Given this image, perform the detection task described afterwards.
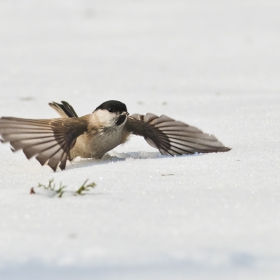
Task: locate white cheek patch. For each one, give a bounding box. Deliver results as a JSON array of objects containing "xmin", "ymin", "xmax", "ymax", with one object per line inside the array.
[{"xmin": 95, "ymin": 110, "xmax": 117, "ymax": 128}]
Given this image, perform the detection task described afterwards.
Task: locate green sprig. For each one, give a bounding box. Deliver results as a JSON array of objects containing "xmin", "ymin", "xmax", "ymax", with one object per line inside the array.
[{"xmin": 32, "ymin": 179, "xmax": 96, "ymax": 198}]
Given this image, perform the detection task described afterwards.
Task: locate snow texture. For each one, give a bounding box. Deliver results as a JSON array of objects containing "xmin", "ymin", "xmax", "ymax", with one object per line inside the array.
[{"xmin": 0, "ymin": 1, "xmax": 280, "ymax": 279}]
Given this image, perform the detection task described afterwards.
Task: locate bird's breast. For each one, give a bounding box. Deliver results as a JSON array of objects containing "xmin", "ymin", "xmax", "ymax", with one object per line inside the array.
[{"xmin": 70, "ymin": 125, "xmax": 130, "ymax": 159}]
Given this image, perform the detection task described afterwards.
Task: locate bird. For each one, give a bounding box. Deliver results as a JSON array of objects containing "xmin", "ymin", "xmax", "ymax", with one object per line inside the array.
[{"xmin": 0, "ymin": 100, "xmax": 230, "ymax": 171}]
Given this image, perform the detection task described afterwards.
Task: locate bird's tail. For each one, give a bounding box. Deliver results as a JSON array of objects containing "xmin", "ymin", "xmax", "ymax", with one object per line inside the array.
[{"xmin": 49, "ymin": 101, "xmax": 79, "ymax": 118}]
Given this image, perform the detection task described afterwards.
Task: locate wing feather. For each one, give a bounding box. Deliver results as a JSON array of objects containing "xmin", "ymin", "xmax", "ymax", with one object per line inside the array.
[
  {"xmin": 0, "ymin": 116, "xmax": 88, "ymax": 171},
  {"xmin": 126, "ymin": 113, "xmax": 230, "ymax": 156}
]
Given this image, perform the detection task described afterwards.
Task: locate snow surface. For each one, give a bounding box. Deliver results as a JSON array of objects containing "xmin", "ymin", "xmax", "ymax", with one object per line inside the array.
[{"xmin": 0, "ymin": 1, "xmax": 280, "ymax": 279}]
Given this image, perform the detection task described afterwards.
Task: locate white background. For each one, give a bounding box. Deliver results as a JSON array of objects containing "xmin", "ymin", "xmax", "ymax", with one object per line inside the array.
[{"xmin": 0, "ymin": 1, "xmax": 280, "ymax": 279}]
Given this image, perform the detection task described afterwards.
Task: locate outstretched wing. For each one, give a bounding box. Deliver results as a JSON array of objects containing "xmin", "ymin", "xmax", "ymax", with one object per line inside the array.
[
  {"xmin": 0, "ymin": 117, "xmax": 88, "ymax": 171},
  {"xmin": 125, "ymin": 113, "xmax": 230, "ymax": 156},
  {"xmin": 49, "ymin": 101, "xmax": 79, "ymax": 118}
]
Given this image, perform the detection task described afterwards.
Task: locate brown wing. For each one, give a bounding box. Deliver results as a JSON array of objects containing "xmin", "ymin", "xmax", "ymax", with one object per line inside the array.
[
  {"xmin": 0, "ymin": 117, "xmax": 88, "ymax": 171},
  {"xmin": 125, "ymin": 113, "xmax": 231, "ymax": 156}
]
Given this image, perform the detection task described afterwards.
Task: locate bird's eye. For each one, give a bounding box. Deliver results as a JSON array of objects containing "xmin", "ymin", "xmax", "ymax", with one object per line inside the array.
[{"xmin": 108, "ymin": 108, "xmax": 113, "ymax": 112}]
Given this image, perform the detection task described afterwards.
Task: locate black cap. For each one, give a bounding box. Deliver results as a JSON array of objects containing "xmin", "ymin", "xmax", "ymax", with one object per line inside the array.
[{"xmin": 94, "ymin": 100, "xmax": 127, "ymax": 113}]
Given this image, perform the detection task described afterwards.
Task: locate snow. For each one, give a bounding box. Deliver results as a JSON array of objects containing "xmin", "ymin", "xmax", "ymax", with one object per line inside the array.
[{"xmin": 0, "ymin": 0, "xmax": 280, "ymax": 279}]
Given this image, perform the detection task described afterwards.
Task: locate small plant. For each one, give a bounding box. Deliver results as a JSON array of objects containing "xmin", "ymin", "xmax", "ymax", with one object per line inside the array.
[
  {"xmin": 30, "ymin": 179, "xmax": 96, "ymax": 198},
  {"xmin": 37, "ymin": 178, "xmax": 67, "ymax": 197},
  {"xmin": 75, "ymin": 179, "xmax": 96, "ymax": 195}
]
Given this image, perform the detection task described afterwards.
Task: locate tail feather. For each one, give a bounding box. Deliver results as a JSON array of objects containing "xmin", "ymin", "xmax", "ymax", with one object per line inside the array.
[{"xmin": 49, "ymin": 101, "xmax": 78, "ymax": 118}]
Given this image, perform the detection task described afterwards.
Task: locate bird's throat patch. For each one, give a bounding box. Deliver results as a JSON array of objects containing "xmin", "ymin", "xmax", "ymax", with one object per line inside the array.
[{"xmin": 116, "ymin": 115, "xmax": 126, "ymax": 126}]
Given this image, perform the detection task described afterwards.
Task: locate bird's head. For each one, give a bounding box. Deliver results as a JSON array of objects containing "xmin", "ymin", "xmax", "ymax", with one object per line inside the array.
[{"xmin": 94, "ymin": 100, "xmax": 129, "ymax": 127}]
